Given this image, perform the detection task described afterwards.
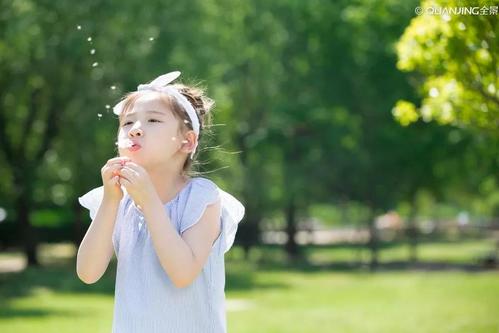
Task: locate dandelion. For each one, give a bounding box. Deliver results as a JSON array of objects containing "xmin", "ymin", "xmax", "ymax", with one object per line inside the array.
[{"xmin": 116, "ymin": 139, "xmax": 133, "ymax": 148}]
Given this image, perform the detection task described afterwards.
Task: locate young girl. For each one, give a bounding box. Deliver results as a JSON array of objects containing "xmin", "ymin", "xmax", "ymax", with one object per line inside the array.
[{"xmin": 76, "ymin": 71, "xmax": 245, "ymax": 333}]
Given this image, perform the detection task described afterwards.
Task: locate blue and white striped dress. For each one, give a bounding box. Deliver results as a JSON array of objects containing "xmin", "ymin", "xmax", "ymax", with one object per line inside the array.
[{"xmin": 78, "ymin": 177, "xmax": 245, "ymax": 333}]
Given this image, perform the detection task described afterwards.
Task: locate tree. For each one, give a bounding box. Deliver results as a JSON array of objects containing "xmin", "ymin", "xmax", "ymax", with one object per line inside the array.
[
  {"xmin": 393, "ymin": 0, "xmax": 498, "ymax": 133},
  {"xmin": 0, "ymin": 1, "xmax": 96, "ymax": 265}
]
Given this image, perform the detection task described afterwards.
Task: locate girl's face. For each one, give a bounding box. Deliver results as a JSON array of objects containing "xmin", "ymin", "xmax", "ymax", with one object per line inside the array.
[{"xmin": 117, "ymin": 92, "xmax": 186, "ymax": 168}]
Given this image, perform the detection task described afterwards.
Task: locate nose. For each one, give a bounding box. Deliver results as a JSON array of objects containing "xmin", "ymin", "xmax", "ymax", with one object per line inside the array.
[{"xmin": 128, "ymin": 123, "xmax": 143, "ymax": 137}]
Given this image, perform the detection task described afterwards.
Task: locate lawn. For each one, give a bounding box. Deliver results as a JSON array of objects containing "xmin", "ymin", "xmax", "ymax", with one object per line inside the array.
[{"xmin": 0, "ymin": 241, "xmax": 498, "ymax": 333}]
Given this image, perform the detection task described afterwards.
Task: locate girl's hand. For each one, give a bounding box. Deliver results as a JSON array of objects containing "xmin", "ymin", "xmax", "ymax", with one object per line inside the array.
[
  {"xmin": 117, "ymin": 161, "xmax": 158, "ymax": 209},
  {"xmin": 101, "ymin": 157, "xmax": 131, "ymax": 203}
]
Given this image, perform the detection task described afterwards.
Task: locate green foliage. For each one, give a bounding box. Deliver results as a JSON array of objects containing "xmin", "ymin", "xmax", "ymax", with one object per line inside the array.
[{"xmin": 393, "ymin": 0, "xmax": 498, "ymax": 132}]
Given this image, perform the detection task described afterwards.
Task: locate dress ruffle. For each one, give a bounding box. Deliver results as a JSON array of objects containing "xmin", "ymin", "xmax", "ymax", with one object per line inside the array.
[
  {"xmin": 178, "ymin": 178, "xmax": 246, "ymax": 254},
  {"xmin": 78, "ymin": 186, "xmax": 104, "ymax": 220}
]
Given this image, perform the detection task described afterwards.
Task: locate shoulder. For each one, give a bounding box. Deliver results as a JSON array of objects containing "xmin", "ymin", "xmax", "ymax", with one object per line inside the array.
[
  {"xmin": 191, "ymin": 177, "xmax": 219, "ymax": 190},
  {"xmin": 191, "ymin": 178, "xmax": 245, "ymax": 222},
  {"xmin": 189, "ymin": 177, "xmax": 220, "ymax": 198},
  {"xmin": 178, "ymin": 177, "xmax": 221, "ymax": 206}
]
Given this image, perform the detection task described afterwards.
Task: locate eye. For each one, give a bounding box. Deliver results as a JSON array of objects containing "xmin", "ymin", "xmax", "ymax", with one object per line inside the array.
[
  {"xmin": 149, "ymin": 119, "xmax": 161, "ymax": 123},
  {"xmin": 122, "ymin": 121, "xmax": 132, "ymax": 126}
]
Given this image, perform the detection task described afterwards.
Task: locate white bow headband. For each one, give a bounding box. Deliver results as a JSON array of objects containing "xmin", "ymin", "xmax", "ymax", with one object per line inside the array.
[{"xmin": 113, "ymin": 71, "xmax": 200, "ymax": 159}]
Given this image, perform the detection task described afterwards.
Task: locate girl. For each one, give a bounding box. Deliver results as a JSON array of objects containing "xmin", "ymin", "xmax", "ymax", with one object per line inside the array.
[{"xmin": 76, "ymin": 71, "xmax": 245, "ymax": 333}]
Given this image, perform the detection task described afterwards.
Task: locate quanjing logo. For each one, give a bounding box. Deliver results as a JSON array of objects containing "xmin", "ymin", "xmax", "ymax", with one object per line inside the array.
[{"xmin": 415, "ymin": 5, "xmax": 498, "ymax": 16}]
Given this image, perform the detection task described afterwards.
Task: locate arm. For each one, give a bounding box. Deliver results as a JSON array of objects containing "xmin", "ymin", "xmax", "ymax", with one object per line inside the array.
[
  {"xmin": 142, "ymin": 196, "xmax": 222, "ymax": 288},
  {"xmin": 76, "ymin": 156, "xmax": 129, "ymax": 284},
  {"xmin": 76, "ymin": 198, "xmax": 120, "ymax": 284}
]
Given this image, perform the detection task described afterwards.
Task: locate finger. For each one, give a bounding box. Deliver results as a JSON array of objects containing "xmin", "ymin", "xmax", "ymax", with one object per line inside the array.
[
  {"xmin": 107, "ymin": 156, "xmax": 131, "ymax": 166},
  {"xmin": 122, "ymin": 161, "xmax": 143, "ymax": 172},
  {"xmin": 118, "ymin": 170, "xmax": 136, "ymax": 185},
  {"xmin": 120, "ymin": 177, "xmax": 131, "ymax": 188},
  {"xmin": 103, "ymin": 164, "xmax": 124, "ymax": 178},
  {"xmin": 104, "ymin": 175, "xmax": 120, "ymax": 188},
  {"xmin": 120, "ymin": 166, "xmax": 140, "ymax": 178},
  {"xmin": 108, "ymin": 156, "xmax": 131, "ymax": 163},
  {"xmin": 103, "ymin": 162, "xmax": 126, "ymax": 175},
  {"xmin": 112, "ymin": 175, "xmax": 121, "ymax": 187},
  {"xmin": 121, "ymin": 163, "xmax": 144, "ymax": 179},
  {"xmin": 106, "ymin": 163, "xmax": 124, "ymax": 172},
  {"xmin": 117, "ymin": 171, "xmax": 132, "ymax": 183}
]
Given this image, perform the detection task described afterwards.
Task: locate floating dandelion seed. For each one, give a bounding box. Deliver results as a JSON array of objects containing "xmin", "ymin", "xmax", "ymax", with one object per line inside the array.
[
  {"xmin": 77, "ymin": 25, "xmax": 82, "ymax": 30},
  {"xmin": 183, "ymin": 119, "xmax": 190, "ymax": 124},
  {"xmin": 97, "ymin": 113, "xmax": 103, "ymax": 119},
  {"xmin": 105, "ymin": 105, "xmax": 110, "ymax": 109},
  {"xmin": 90, "ymin": 49, "xmax": 96, "ymax": 55},
  {"xmin": 92, "ymin": 62, "xmax": 99, "ymax": 67},
  {"xmin": 110, "ymin": 85, "xmax": 116, "ymax": 90},
  {"xmin": 87, "ymin": 37, "xmax": 92, "ymax": 42},
  {"xmin": 149, "ymin": 37, "xmax": 155, "ymax": 41}
]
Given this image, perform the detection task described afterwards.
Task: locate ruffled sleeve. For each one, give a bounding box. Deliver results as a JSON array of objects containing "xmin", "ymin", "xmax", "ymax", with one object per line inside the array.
[
  {"xmin": 219, "ymin": 189, "xmax": 245, "ymax": 254},
  {"xmin": 179, "ymin": 178, "xmax": 245, "ymax": 254},
  {"xmin": 78, "ymin": 186, "xmax": 104, "ymax": 220},
  {"xmin": 78, "ymin": 186, "xmax": 125, "ymax": 255}
]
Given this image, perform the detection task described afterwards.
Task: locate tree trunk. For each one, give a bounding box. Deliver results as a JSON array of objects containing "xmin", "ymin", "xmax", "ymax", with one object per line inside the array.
[
  {"xmin": 236, "ymin": 198, "xmax": 261, "ymax": 260},
  {"xmin": 284, "ymin": 194, "xmax": 301, "ymax": 261},
  {"xmin": 72, "ymin": 200, "xmax": 85, "ymax": 248},
  {"xmin": 16, "ymin": 186, "xmax": 39, "ymax": 266},
  {"xmin": 407, "ymin": 196, "xmax": 418, "ymax": 264},
  {"xmin": 238, "ymin": 218, "xmax": 259, "ymax": 260},
  {"xmin": 368, "ymin": 213, "xmax": 378, "ymax": 271}
]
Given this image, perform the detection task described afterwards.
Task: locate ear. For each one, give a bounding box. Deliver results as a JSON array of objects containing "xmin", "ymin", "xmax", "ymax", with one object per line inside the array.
[{"xmin": 180, "ymin": 130, "xmax": 198, "ymax": 155}]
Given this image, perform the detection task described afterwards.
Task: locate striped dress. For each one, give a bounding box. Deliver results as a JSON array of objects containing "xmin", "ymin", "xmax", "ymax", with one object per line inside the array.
[{"xmin": 78, "ymin": 177, "xmax": 245, "ymax": 333}]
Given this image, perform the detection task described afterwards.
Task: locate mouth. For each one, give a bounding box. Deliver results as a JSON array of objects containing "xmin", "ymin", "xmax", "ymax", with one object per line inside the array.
[
  {"xmin": 128, "ymin": 143, "xmax": 142, "ymax": 152},
  {"xmin": 116, "ymin": 139, "xmax": 141, "ymax": 151}
]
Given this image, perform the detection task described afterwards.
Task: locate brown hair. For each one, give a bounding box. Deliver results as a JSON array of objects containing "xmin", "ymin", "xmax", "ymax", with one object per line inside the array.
[{"xmin": 115, "ymin": 82, "xmax": 215, "ymax": 176}]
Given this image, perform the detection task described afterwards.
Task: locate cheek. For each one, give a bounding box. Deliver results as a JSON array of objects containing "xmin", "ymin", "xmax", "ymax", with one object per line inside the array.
[
  {"xmin": 161, "ymin": 122, "xmax": 182, "ymax": 138},
  {"xmin": 117, "ymin": 128, "xmax": 127, "ymax": 138}
]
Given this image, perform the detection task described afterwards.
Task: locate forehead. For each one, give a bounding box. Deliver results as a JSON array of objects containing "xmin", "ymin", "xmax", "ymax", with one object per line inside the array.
[{"xmin": 124, "ymin": 92, "xmax": 172, "ymax": 117}]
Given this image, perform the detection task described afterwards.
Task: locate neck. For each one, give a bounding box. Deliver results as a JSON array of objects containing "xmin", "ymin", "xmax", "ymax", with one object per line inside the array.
[{"xmin": 146, "ymin": 162, "xmax": 190, "ymax": 205}]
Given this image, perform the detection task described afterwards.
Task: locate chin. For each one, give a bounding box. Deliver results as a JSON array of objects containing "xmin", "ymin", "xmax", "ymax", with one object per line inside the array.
[
  {"xmin": 118, "ymin": 151, "xmax": 137, "ymax": 163},
  {"xmin": 118, "ymin": 151, "xmax": 130, "ymax": 159}
]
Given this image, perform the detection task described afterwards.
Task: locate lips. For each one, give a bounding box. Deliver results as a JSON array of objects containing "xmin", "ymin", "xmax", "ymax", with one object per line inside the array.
[
  {"xmin": 116, "ymin": 138, "xmax": 142, "ymax": 151},
  {"xmin": 128, "ymin": 142, "xmax": 142, "ymax": 152}
]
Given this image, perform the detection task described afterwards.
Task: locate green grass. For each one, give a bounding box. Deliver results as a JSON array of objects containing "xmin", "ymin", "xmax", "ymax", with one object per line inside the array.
[
  {"xmin": 226, "ymin": 265, "xmax": 499, "ymax": 333},
  {"xmin": 0, "ymin": 241, "xmax": 498, "ymax": 333}
]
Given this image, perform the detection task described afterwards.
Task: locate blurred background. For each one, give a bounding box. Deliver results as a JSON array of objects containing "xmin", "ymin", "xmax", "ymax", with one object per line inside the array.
[{"xmin": 0, "ymin": 0, "xmax": 498, "ymax": 332}]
